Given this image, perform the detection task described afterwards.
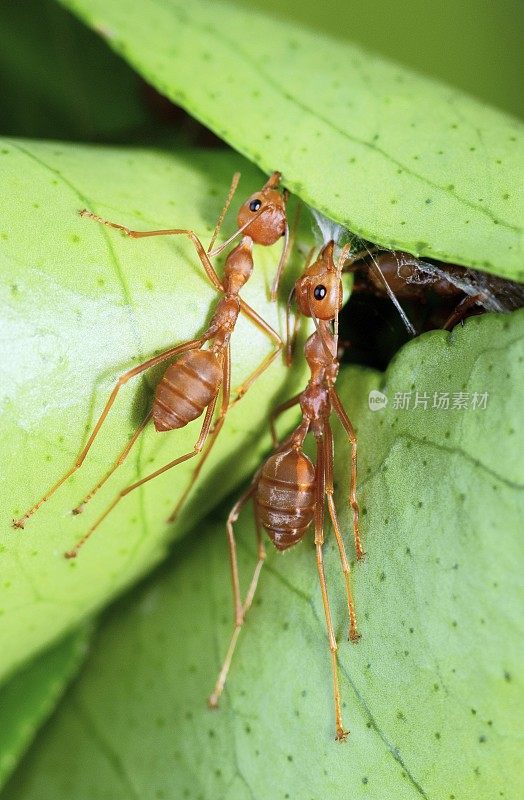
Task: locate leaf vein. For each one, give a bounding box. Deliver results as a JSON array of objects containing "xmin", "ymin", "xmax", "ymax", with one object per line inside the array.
[{"xmin": 150, "ymin": 1, "xmax": 520, "ymax": 235}]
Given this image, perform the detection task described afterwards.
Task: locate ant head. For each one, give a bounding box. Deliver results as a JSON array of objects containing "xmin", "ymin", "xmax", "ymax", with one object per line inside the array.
[
  {"xmin": 295, "ymin": 241, "xmax": 342, "ymax": 320},
  {"xmin": 237, "ymin": 172, "xmax": 287, "ymax": 246}
]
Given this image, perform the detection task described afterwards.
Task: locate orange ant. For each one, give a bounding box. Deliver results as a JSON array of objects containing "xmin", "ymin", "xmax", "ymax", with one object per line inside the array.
[
  {"xmin": 13, "ymin": 172, "xmax": 291, "ymax": 558},
  {"xmin": 207, "ymin": 240, "xmax": 363, "ymax": 742}
]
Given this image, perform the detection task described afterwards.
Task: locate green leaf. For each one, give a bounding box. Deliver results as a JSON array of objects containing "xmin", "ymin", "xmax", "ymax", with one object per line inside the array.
[
  {"xmin": 0, "ymin": 137, "xmax": 306, "ymax": 683},
  {"xmin": 233, "ymin": 0, "xmax": 524, "ymax": 120},
  {"xmin": 0, "ymin": 624, "xmax": 91, "ymax": 790},
  {"xmin": 4, "ymin": 310, "xmax": 522, "ymax": 799},
  {"xmin": 59, "ymin": 0, "xmax": 523, "ymax": 279},
  {"xmin": 0, "ymin": 0, "xmax": 148, "ymax": 142}
]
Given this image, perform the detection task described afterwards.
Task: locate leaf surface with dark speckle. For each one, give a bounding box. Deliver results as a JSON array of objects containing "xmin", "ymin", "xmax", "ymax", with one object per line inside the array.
[{"xmin": 60, "ymin": 0, "xmax": 524, "ymax": 279}]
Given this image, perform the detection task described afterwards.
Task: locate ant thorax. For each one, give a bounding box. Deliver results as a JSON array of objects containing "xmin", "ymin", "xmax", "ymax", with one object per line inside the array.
[
  {"xmin": 223, "ymin": 237, "xmax": 253, "ymax": 294},
  {"xmin": 299, "ymin": 382, "xmax": 331, "ymax": 422},
  {"xmin": 300, "ymin": 327, "xmax": 338, "ymax": 421},
  {"xmin": 304, "ymin": 325, "xmax": 337, "ymax": 372}
]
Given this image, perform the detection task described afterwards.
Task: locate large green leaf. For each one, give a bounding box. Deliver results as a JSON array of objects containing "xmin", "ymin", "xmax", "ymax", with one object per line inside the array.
[
  {"xmin": 0, "ymin": 624, "xmax": 91, "ymax": 790},
  {"xmin": 59, "ymin": 0, "xmax": 523, "ymax": 279},
  {"xmin": 4, "ymin": 310, "xmax": 522, "ymax": 799},
  {"xmin": 0, "ymin": 138, "xmax": 306, "ymax": 683},
  {"xmin": 234, "ymin": 0, "xmax": 524, "ymax": 120}
]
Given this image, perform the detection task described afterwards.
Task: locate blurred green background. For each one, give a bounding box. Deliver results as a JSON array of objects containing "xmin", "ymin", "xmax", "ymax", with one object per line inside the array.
[{"xmin": 0, "ymin": 0, "xmax": 521, "ymax": 145}]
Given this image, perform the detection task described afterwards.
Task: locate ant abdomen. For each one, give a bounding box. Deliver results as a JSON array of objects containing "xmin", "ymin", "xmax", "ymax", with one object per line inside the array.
[
  {"xmin": 152, "ymin": 350, "xmax": 222, "ymax": 432},
  {"xmin": 256, "ymin": 448, "xmax": 316, "ymax": 551}
]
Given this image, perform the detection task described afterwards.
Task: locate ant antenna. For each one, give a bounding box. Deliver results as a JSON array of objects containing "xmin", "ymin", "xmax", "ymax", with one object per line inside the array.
[
  {"xmin": 270, "ymin": 191, "xmax": 296, "ymax": 301},
  {"xmin": 363, "ymin": 245, "xmax": 417, "ymax": 336},
  {"xmin": 334, "ymin": 243, "xmax": 352, "ymax": 348},
  {"xmin": 285, "ymin": 285, "xmax": 297, "ymax": 365},
  {"xmin": 207, "ymin": 172, "xmax": 241, "ymax": 254},
  {"xmin": 208, "ymin": 206, "xmax": 266, "ymax": 257},
  {"xmin": 306, "ymin": 286, "xmax": 335, "ymax": 361},
  {"xmin": 270, "ymin": 220, "xmax": 290, "ymax": 301}
]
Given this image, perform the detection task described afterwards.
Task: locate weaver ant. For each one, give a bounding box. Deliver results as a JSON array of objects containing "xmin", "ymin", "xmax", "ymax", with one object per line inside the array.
[
  {"xmin": 13, "ymin": 171, "xmax": 291, "ymax": 557},
  {"xmin": 206, "ymin": 210, "xmax": 522, "ymax": 741},
  {"xmin": 207, "ymin": 239, "xmax": 362, "ymax": 742}
]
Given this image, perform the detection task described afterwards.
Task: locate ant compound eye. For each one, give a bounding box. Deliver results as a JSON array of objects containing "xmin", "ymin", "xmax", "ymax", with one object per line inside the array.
[
  {"xmin": 249, "ymin": 198, "xmax": 262, "ymax": 212},
  {"xmin": 313, "ymin": 285, "xmax": 327, "ymax": 300}
]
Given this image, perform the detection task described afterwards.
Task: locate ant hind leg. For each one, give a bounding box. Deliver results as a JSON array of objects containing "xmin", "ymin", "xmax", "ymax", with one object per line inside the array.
[
  {"xmin": 208, "ymin": 482, "xmax": 264, "ymax": 708},
  {"xmin": 12, "ymin": 336, "xmax": 206, "ymax": 529},
  {"xmin": 64, "ymin": 392, "xmax": 218, "ymax": 559}
]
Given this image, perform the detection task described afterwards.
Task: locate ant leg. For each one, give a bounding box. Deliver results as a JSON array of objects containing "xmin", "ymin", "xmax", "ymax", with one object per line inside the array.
[
  {"xmin": 268, "ymin": 393, "xmax": 301, "ymax": 448},
  {"xmin": 166, "ymin": 343, "xmax": 231, "ymax": 524},
  {"xmin": 232, "ymin": 299, "xmax": 283, "ymax": 404},
  {"xmin": 64, "ymin": 393, "xmax": 218, "ymax": 559},
  {"xmin": 12, "ymin": 336, "xmax": 207, "ymax": 529},
  {"xmin": 314, "ymin": 433, "xmax": 348, "ymax": 742},
  {"xmin": 79, "ymin": 210, "xmax": 224, "ymax": 293},
  {"xmin": 207, "ymin": 483, "xmax": 266, "ymax": 708},
  {"xmin": 239, "ymin": 299, "xmax": 282, "ymax": 349},
  {"xmin": 72, "ymin": 411, "xmax": 152, "ymax": 515},
  {"xmin": 207, "ymin": 171, "xmax": 241, "ymax": 254},
  {"xmin": 242, "ymin": 506, "xmax": 266, "ymax": 615},
  {"xmin": 208, "ymin": 431, "xmax": 303, "ymax": 707},
  {"xmin": 329, "ymin": 389, "xmax": 364, "ymax": 560},
  {"xmin": 443, "ymin": 293, "xmax": 483, "ymax": 330},
  {"xmin": 229, "ymin": 347, "xmax": 282, "ymax": 408},
  {"xmin": 270, "ymin": 198, "xmax": 301, "ymax": 301},
  {"xmin": 323, "ymin": 422, "xmax": 360, "ymax": 642}
]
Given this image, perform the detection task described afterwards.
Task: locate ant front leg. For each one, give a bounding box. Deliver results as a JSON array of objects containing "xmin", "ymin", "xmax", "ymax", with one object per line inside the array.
[
  {"xmin": 12, "ymin": 336, "xmax": 207, "ymax": 530},
  {"xmin": 80, "ymin": 171, "xmax": 242, "ymax": 295},
  {"xmin": 80, "ymin": 211, "xmax": 224, "ymax": 293}
]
